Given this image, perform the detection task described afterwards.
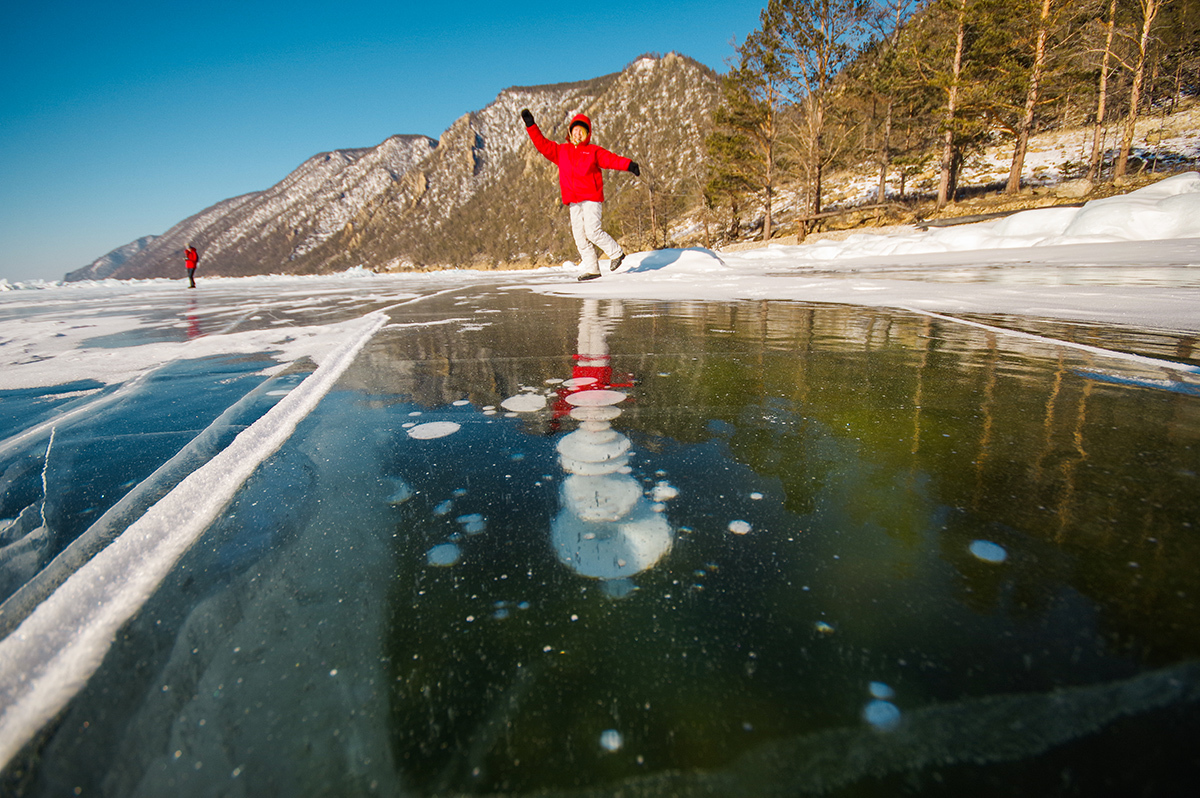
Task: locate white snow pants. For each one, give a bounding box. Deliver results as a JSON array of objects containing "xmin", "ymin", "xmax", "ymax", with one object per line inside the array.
[{"xmin": 568, "ymin": 201, "xmax": 623, "ymax": 275}]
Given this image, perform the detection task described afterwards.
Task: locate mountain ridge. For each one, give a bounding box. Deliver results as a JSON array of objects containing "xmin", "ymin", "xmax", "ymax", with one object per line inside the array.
[{"xmin": 67, "ymin": 53, "xmax": 719, "ymax": 282}]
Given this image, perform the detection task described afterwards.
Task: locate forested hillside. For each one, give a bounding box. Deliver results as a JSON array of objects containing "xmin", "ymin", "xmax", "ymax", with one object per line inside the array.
[{"xmin": 703, "ymin": 0, "xmax": 1200, "ymax": 244}]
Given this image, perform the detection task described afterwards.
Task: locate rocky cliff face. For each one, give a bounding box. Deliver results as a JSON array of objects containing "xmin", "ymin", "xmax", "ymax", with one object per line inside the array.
[{"xmin": 67, "ymin": 53, "xmax": 719, "ymax": 281}]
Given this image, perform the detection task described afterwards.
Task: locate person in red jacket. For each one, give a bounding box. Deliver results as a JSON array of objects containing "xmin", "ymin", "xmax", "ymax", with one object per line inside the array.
[
  {"xmin": 184, "ymin": 244, "xmax": 199, "ymax": 288},
  {"xmin": 521, "ymin": 109, "xmax": 640, "ymax": 281}
]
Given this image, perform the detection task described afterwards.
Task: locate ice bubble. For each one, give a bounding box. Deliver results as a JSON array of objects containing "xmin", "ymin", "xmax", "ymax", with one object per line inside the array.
[
  {"xmin": 452, "ymin": 399, "xmax": 470, "ymax": 406},
  {"xmin": 728, "ymin": 520, "xmax": 752, "ymax": 535},
  {"xmin": 433, "ymin": 500, "xmax": 453, "ymax": 516},
  {"xmin": 408, "ymin": 421, "xmax": 461, "ymax": 440},
  {"xmin": 599, "ymin": 729, "xmax": 624, "ymax": 752},
  {"xmin": 501, "ymin": 394, "xmax": 547, "ymax": 412},
  {"xmin": 651, "ymin": 481, "xmax": 678, "ymax": 501},
  {"xmin": 868, "ymin": 681, "xmax": 895, "ymax": 700},
  {"xmin": 493, "ymin": 608, "xmax": 510, "ymax": 620},
  {"xmin": 564, "ymin": 377, "xmax": 598, "ymax": 388},
  {"xmin": 565, "ymin": 389, "xmax": 627, "ymax": 407},
  {"xmin": 569, "ymin": 404, "xmax": 622, "ymax": 423},
  {"xmin": 457, "ymin": 513, "xmax": 486, "ymax": 535},
  {"xmin": 601, "ymin": 579, "xmax": 638, "ymax": 599},
  {"xmin": 969, "ymin": 539, "xmax": 1008, "ymax": 563},
  {"xmin": 814, "ymin": 621, "xmax": 835, "ymax": 635},
  {"xmin": 426, "ymin": 543, "xmax": 461, "ymax": 567},
  {"xmin": 863, "ymin": 700, "xmax": 901, "ymax": 731},
  {"xmin": 386, "ymin": 478, "xmax": 414, "ymax": 505},
  {"xmin": 750, "ymin": 492, "xmax": 763, "ymax": 500}
]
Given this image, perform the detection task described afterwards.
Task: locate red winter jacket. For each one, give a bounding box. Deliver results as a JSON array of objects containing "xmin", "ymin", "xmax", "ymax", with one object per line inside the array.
[
  {"xmin": 185, "ymin": 247, "xmax": 199, "ymax": 269},
  {"xmin": 525, "ymin": 113, "xmax": 632, "ymax": 204}
]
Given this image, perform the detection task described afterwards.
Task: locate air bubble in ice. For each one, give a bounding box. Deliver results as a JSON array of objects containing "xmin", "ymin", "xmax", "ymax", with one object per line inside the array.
[
  {"xmin": 599, "ymin": 729, "xmax": 624, "ymax": 752},
  {"xmin": 408, "ymin": 422, "xmax": 461, "ymax": 440},
  {"xmin": 863, "ymin": 700, "xmax": 901, "ymax": 731},
  {"xmin": 969, "ymin": 540, "xmax": 1008, "ymax": 563},
  {"xmin": 457, "ymin": 513, "xmax": 486, "ymax": 535},
  {"xmin": 651, "ymin": 481, "xmax": 678, "ymax": 501},
  {"xmin": 386, "ymin": 479, "xmax": 414, "ymax": 505},
  {"xmin": 728, "ymin": 520, "xmax": 751, "ymax": 535},
  {"xmin": 427, "ymin": 543, "xmax": 461, "ymax": 567},
  {"xmin": 601, "ymin": 579, "xmax": 638, "ymax": 599},
  {"xmin": 501, "ymin": 394, "xmax": 547, "ymax": 412},
  {"xmin": 868, "ymin": 681, "xmax": 895, "ymax": 700}
]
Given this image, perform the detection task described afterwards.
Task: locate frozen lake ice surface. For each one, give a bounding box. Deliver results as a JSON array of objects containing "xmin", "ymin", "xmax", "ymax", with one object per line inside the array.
[{"xmin": 2, "ymin": 176, "xmax": 1200, "ymax": 795}]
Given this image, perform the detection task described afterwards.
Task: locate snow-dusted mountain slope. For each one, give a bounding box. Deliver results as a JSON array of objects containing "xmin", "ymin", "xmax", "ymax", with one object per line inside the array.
[
  {"xmin": 67, "ymin": 135, "xmax": 437, "ymax": 281},
  {"xmin": 71, "ymin": 54, "xmax": 720, "ymax": 280}
]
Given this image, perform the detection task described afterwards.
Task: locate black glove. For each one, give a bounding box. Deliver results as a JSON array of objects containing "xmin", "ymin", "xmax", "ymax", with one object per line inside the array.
[
  {"xmin": 521, "ymin": 109, "xmax": 535, "ymax": 127},
  {"xmin": 628, "ymin": 161, "xmax": 640, "ymax": 177}
]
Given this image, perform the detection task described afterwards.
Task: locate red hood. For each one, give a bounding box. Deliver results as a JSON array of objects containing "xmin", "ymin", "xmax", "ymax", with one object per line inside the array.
[{"xmin": 568, "ymin": 113, "xmax": 592, "ymax": 145}]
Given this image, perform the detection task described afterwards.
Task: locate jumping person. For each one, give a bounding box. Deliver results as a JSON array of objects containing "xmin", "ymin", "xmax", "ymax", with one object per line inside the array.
[
  {"xmin": 184, "ymin": 244, "xmax": 199, "ymax": 288},
  {"xmin": 521, "ymin": 109, "xmax": 640, "ymax": 281}
]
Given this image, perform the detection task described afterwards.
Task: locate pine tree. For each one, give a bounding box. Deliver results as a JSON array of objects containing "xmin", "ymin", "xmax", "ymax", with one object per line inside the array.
[{"xmin": 705, "ymin": 18, "xmax": 790, "ymax": 241}]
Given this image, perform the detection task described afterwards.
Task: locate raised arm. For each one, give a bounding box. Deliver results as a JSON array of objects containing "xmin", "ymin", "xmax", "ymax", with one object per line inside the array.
[{"xmin": 521, "ymin": 109, "xmax": 559, "ymax": 164}]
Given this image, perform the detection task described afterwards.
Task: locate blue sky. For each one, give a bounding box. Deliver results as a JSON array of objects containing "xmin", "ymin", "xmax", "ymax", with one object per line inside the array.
[{"xmin": 0, "ymin": 1, "xmax": 763, "ymax": 283}]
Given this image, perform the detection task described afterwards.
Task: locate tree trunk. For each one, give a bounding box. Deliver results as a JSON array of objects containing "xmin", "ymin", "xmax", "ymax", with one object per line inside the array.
[
  {"xmin": 1115, "ymin": 0, "xmax": 1162, "ymax": 179},
  {"xmin": 1007, "ymin": 0, "xmax": 1053, "ymax": 193},
  {"xmin": 937, "ymin": 0, "xmax": 968, "ymax": 209},
  {"xmin": 763, "ymin": 136, "xmax": 774, "ymax": 241},
  {"xmin": 878, "ymin": 98, "xmax": 893, "ymax": 202},
  {"xmin": 1087, "ymin": 0, "xmax": 1117, "ymax": 182}
]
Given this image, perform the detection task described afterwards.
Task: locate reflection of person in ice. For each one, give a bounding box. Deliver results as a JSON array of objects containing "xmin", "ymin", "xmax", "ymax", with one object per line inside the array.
[
  {"xmin": 550, "ymin": 300, "xmax": 672, "ymax": 586},
  {"xmin": 552, "ymin": 299, "xmax": 633, "ymax": 421},
  {"xmin": 186, "ymin": 297, "xmax": 204, "ymax": 340}
]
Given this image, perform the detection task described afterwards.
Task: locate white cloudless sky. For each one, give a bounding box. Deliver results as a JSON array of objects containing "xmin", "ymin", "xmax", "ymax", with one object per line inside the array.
[{"xmin": 0, "ymin": 0, "xmax": 764, "ymax": 282}]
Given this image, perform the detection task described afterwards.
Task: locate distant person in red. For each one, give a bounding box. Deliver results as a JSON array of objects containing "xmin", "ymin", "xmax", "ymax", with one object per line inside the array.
[
  {"xmin": 521, "ymin": 109, "xmax": 639, "ymax": 281},
  {"xmin": 184, "ymin": 244, "xmax": 199, "ymax": 288}
]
